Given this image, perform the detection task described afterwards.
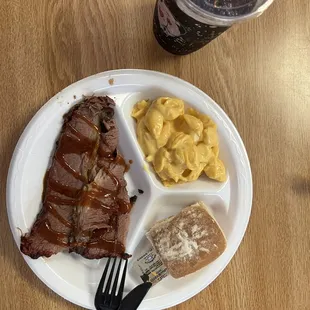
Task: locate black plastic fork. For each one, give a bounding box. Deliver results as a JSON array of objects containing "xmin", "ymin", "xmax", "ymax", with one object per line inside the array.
[{"xmin": 94, "ymin": 257, "xmax": 128, "ymax": 310}]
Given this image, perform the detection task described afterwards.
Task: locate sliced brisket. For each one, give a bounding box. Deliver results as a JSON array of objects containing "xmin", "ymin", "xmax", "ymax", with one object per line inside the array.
[{"xmin": 20, "ymin": 96, "xmax": 132, "ymax": 259}]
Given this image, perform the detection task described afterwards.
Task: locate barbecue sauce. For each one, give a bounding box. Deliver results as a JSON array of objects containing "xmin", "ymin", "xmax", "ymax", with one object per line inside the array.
[
  {"xmin": 76, "ymin": 151, "xmax": 132, "ymax": 255},
  {"xmin": 38, "ymin": 106, "xmax": 131, "ymax": 255},
  {"xmin": 38, "ymin": 112, "xmax": 99, "ymax": 245},
  {"xmin": 37, "ymin": 220, "xmax": 68, "ymax": 247}
]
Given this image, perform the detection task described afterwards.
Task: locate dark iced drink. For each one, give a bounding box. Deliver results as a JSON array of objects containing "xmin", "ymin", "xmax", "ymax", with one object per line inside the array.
[{"xmin": 153, "ymin": 0, "xmax": 274, "ymax": 55}]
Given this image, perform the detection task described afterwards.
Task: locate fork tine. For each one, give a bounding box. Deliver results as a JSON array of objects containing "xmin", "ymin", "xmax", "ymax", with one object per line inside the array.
[
  {"xmin": 95, "ymin": 257, "xmax": 111, "ymax": 302},
  {"xmin": 115, "ymin": 258, "xmax": 128, "ymax": 303},
  {"xmin": 109, "ymin": 258, "xmax": 123, "ymax": 304},
  {"xmin": 103, "ymin": 257, "xmax": 117, "ymax": 299}
]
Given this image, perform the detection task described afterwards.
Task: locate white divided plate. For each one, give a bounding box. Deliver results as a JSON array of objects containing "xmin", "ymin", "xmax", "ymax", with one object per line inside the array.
[{"xmin": 7, "ymin": 69, "xmax": 252, "ymax": 310}]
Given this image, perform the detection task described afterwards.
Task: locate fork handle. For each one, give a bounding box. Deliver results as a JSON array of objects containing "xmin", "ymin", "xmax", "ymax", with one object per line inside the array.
[{"xmin": 118, "ymin": 282, "xmax": 152, "ymax": 310}]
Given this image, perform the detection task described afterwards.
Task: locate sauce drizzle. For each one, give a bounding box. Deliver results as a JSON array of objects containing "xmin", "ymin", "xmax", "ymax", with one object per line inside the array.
[
  {"xmin": 88, "ymin": 217, "xmax": 124, "ymax": 254},
  {"xmin": 76, "ymin": 149, "xmax": 132, "ymax": 252},
  {"xmin": 38, "ymin": 105, "xmax": 132, "ymax": 254},
  {"xmin": 37, "ymin": 220, "xmax": 68, "ymax": 247},
  {"xmin": 47, "ymin": 179, "xmax": 80, "ymax": 198},
  {"xmin": 38, "ymin": 112, "xmax": 100, "ymax": 243},
  {"xmin": 46, "ymin": 204, "xmax": 73, "ymax": 228}
]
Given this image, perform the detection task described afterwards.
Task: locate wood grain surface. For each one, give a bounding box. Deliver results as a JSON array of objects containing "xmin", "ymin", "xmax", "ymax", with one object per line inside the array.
[{"xmin": 1, "ymin": 0, "xmax": 310, "ymax": 309}]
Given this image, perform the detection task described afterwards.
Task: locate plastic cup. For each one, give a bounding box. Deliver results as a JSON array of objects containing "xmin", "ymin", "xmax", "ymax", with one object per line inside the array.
[{"xmin": 153, "ymin": 0, "xmax": 274, "ymax": 55}]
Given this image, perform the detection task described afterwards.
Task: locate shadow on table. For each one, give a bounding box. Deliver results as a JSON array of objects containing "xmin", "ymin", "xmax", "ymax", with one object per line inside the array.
[{"xmin": 291, "ymin": 176, "xmax": 310, "ymax": 196}]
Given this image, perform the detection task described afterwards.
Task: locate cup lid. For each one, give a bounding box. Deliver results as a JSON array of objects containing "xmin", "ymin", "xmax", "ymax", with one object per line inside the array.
[{"xmin": 179, "ymin": 0, "xmax": 274, "ymax": 25}]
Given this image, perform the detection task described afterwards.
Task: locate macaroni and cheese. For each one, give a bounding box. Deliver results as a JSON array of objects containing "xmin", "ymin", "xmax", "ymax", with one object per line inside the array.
[{"xmin": 132, "ymin": 97, "xmax": 226, "ymax": 186}]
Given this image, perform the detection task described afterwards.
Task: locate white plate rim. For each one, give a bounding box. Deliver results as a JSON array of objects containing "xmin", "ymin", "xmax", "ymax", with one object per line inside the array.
[{"xmin": 6, "ymin": 69, "xmax": 253, "ymax": 309}]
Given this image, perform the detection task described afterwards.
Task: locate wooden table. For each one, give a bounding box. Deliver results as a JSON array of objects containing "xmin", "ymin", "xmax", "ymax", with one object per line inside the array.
[{"xmin": 1, "ymin": 0, "xmax": 310, "ymax": 309}]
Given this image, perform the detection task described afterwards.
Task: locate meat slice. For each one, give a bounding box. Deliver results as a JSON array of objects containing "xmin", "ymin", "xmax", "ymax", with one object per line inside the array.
[
  {"xmin": 20, "ymin": 96, "xmax": 132, "ymax": 259},
  {"xmin": 71, "ymin": 155, "xmax": 131, "ymax": 258},
  {"xmin": 71, "ymin": 105, "xmax": 132, "ymax": 258}
]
